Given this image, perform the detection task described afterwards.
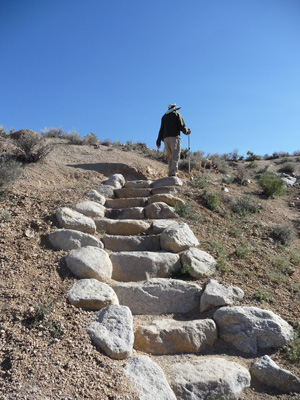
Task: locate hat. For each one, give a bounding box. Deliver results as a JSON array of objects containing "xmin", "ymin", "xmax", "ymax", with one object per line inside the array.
[{"xmin": 165, "ymin": 103, "xmax": 181, "ymax": 114}]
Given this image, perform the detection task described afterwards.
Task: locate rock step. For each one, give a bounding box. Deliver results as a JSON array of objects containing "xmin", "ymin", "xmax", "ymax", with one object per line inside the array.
[
  {"xmin": 114, "ymin": 188, "xmax": 152, "ymax": 198},
  {"xmin": 105, "ymin": 207, "xmax": 145, "ymax": 220},
  {"xmin": 95, "ymin": 218, "xmax": 151, "ymax": 236},
  {"xmin": 110, "ymin": 251, "xmax": 181, "ymax": 282},
  {"xmin": 124, "ymin": 180, "xmax": 153, "ymax": 188},
  {"xmin": 102, "ymin": 234, "xmax": 161, "ymax": 252},
  {"xmin": 105, "ymin": 197, "xmax": 148, "ymax": 209}
]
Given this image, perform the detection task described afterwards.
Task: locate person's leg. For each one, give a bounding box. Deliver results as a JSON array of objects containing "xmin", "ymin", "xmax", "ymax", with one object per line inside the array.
[
  {"xmin": 163, "ymin": 137, "xmax": 173, "ymax": 176},
  {"xmin": 169, "ymin": 136, "xmax": 181, "ymax": 176}
]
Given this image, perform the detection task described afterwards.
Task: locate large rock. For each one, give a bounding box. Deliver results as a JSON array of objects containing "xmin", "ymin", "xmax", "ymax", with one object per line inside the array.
[
  {"xmin": 67, "ymin": 279, "xmax": 118, "ymax": 310},
  {"xmin": 145, "ymin": 202, "xmax": 178, "ymax": 219},
  {"xmin": 152, "ymin": 176, "xmax": 183, "ymax": 188},
  {"xmin": 95, "ymin": 218, "xmax": 151, "ymax": 235},
  {"xmin": 181, "ymin": 248, "xmax": 217, "ymax": 279},
  {"xmin": 124, "ymin": 180, "xmax": 153, "ymax": 188},
  {"xmin": 171, "ymin": 357, "xmax": 251, "ymax": 400},
  {"xmin": 48, "ymin": 229, "xmax": 103, "ymax": 251},
  {"xmin": 65, "ymin": 246, "xmax": 112, "ymax": 282},
  {"xmin": 74, "ymin": 200, "xmax": 105, "ymax": 218},
  {"xmin": 250, "ymin": 355, "xmax": 300, "ymax": 393},
  {"xmin": 134, "ymin": 318, "xmax": 217, "ymax": 355},
  {"xmin": 96, "ymin": 185, "xmax": 115, "ymax": 198},
  {"xmin": 114, "ymin": 188, "xmax": 152, "ymax": 198},
  {"xmin": 85, "ymin": 189, "xmax": 106, "ymax": 205},
  {"xmin": 213, "ymin": 306, "xmax": 294, "ymax": 355},
  {"xmin": 56, "ymin": 207, "xmax": 96, "ymax": 234},
  {"xmin": 102, "ymin": 234, "xmax": 161, "ymax": 252},
  {"xmin": 105, "ymin": 197, "xmax": 147, "ymax": 209},
  {"xmin": 151, "ymin": 220, "xmax": 178, "ymax": 234},
  {"xmin": 87, "ymin": 305, "xmax": 134, "ymax": 359},
  {"xmin": 111, "ymin": 251, "xmax": 181, "ymax": 282},
  {"xmin": 124, "ymin": 356, "xmax": 176, "ymax": 400},
  {"xmin": 112, "ymin": 278, "xmax": 202, "ymax": 315},
  {"xmin": 200, "ymin": 279, "xmax": 244, "ymax": 312},
  {"xmin": 105, "ymin": 207, "xmax": 145, "ymax": 220},
  {"xmin": 281, "ymin": 175, "xmax": 297, "ymax": 187},
  {"xmin": 160, "ymin": 222, "xmax": 199, "ymax": 253},
  {"xmin": 148, "ymin": 193, "xmax": 184, "ymax": 207},
  {"xmin": 103, "ymin": 173, "xmax": 125, "ymax": 189}
]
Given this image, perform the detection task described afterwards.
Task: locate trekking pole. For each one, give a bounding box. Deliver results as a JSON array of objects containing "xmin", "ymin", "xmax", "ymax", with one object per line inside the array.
[{"xmin": 188, "ymin": 133, "xmax": 191, "ymax": 174}]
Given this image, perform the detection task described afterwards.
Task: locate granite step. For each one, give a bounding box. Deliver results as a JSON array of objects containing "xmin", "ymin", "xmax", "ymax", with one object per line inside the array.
[
  {"xmin": 114, "ymin": 188, "xmax": 152, "ymax": 198},
  {"xmin": 102, "ymin": 234, "xmax": 161, "ymax": 252},
  {"xmin": 105, "ymin": 207, "xmax": 145, "ymax": 220},
  {"xmin": 124, "ymin": 180, "xmax": 153, "ymax": 189},
  {"xmin": 105, "ymin": 197, "xmax": 148, "ymax": 209}
]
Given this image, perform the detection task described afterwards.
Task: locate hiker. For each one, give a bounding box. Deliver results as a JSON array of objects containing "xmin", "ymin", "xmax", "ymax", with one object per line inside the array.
[{"xmin": 156, "ymin": 103, "xmax": 191, "ymax": 177}]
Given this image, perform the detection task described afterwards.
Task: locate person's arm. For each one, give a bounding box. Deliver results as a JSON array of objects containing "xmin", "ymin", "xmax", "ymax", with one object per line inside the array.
[
  {"xmin": 178, "ymin": 113, "xmax": 191, "ymax": 135},
  {"xmin": 156, "ymin": 118, "xmax": 164, "ymax": 149}
]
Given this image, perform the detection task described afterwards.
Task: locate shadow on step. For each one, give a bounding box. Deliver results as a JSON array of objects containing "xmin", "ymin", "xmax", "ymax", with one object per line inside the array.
[{"xmin": 67, "ymin": 162, "xmax": 147, "ymax": 180}]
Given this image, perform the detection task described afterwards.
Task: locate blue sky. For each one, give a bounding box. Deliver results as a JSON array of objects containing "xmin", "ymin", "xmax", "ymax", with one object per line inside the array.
[{"xmin": 1, "ymin": 0, "xmax": 300, "ymax": 157}]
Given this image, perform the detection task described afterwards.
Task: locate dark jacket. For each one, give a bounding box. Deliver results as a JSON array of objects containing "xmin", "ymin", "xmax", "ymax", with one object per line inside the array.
[{"xmin": 156, "ymin": 111, "xmax": 189, "ymax": 147}]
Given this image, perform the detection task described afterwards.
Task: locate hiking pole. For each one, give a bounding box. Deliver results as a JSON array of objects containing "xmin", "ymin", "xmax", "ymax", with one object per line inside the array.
[{"xmin": 188, "ymin": 133, "xmax": 191, "ymax": 174}]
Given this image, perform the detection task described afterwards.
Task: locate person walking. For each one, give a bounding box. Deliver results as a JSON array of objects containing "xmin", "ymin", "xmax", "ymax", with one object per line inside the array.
[{"xmin": 156, "ymin": 103, "xmax": 191, "ymax": 177}]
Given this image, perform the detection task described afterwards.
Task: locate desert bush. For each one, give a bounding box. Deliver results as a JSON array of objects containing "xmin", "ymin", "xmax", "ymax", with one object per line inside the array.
[
  {"xmin": 0, "ymin": 125, "xmax": 7, "ymax": 137},
  {"xmin": 82, "ymin": 133, "xmax": 99, "ymax": 146},
  {"xmin": 235, "ymin": 165, "xmax": 248, "ymax": 185},
  {"xmin": 174, "ymin": 200, "xmax": 200, "ymax": 220},
  {"xmin": 41, "ymin": 127, "xmax": 65, "ymax": 138},
  {"xmin": 246, "ymin": 151, "xmax": 261, "ymax": 161},
  {"xmin": 202, "ymin": 190, "xmax": 220, "ymax": 211},
  {"xmin": 63, "ymin": 131, "xmax": 83, "ymax": 145},
  {"xmin": 278, "ymin": 162, "xmax": 297, "ymax": 174},
  {"xmin": 270, "ymin": 224, "xmax": 296, "ymax": 245},
  {"xmin": 227, "ymin": 195, "xmax": 259, "ymax": 216},
  {"xmin": 101, "ymin": 139, "xmax": 112, "ymax": 147},
  {"xmin": 292, "ymin": 150, "xmax": 300, "ymax": 156},
  {"xmin": 235, "ymin": 242, "xmax": 250, "ymax": 258},
  {"xmin": 258, "ymin": 172, "xmax": 286, "ymax": 198},
  {"xmin": 210, "ymin": 155, "xmax": 228, "ymax": 174},
  {"xmin": 0, "ymin": 157, "xmax": 22, "ymax": 197},
  {"xmin": 12, "ymin": 133, "xmax": 53, "ymax": 163},
  {"xmin": 253, "ymin": 288, "xmax": 274, "ymax": 303}
]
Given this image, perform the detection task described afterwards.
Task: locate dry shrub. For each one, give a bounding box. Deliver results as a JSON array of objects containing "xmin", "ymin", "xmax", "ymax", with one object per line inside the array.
[{"xmin": 12, "ymin": 133, "xmax": 53, "ymax": 163}]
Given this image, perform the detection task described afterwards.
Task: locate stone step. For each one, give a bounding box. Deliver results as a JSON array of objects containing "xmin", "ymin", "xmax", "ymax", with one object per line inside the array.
[
  {"xmin": 151, "ymin": 186, "xmax": 179, "ymax": 196},
  {"xmin": 124, "ymin": 180, "xmax": 153, "ymax": 188},
  {"xmin": 114, "ymin": 188, "xmax": 152, "ymax": 198},
  {"xmin": 105, "ymin": 207, "xmax": 145, "ymax": 220},
  {"xmin": 105, "ymin": 197, "xmax": 147, "ymax": 209},
  {"xmin": 112, "ymin": 278, "xmax": 202, "ymax": 315},
  {"xmin": 95, "ymin": 218, "xmax": 151, "ymax": 236},
  {"xmin": 102, "ymin": 234, "xmax": 161, "ymax": 252},
  {"xmin": 110, "ymin": 251, "xmax": 181, "ymax": 282}
]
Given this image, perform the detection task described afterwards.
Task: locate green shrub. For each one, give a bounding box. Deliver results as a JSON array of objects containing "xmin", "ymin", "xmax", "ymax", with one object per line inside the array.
[
  {"xmin": 235, "ymin": 165, "xmax": 248, "ymax": 185},
  {"xmin": 278, "ymin": 162, "xmax": 297, "ymax": 174},
  {"xmin": 174, "ymin": 200, "xmax": 200, "ymax": 220},
  {"xmin": 12, "ymin": 133, "xmax": 53, "ymax": 163},
  {"xmin": 63, "ymin": 131, "xmax": 82, "ymax": 145},
  {"xmin": 258, "ymin": 172, "xmax": 286, "ymax": 198},
  {"xmin": 82, "ymin": 133, "xmax": 99, "ymax": 146},
  {"xmin": 41, "ymin": 127, "xmax": 65, "ymax": 138},
  {"xmin": 228, "ymin": 195, "xmax": 260, "ymax": 216},
  {"xmin": 235, "ymin": 243, "xmax": 250, "ymax": 258},
  {"xmin": 270, "ymin": 225, "xmax": 296, "ymax": 246},
  {"xmin": 253, "ymin": 288, "xmax": 273, "ymax": 303},
  {"xmin": 202, "ymin": 191, "xmax": 220, "ymax": 211}
]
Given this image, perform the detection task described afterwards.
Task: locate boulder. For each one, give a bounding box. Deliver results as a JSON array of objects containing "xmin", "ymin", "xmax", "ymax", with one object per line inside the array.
[
  {"xmin": 148, "ymin": 194, "xmax": 185, "ymax": 207},
  {"xmin": 105, "ymin": 197, "xmax": 147, "ymax": 209},
  {"xmin": 213, "ymin": 306, "xmax": 294, "ymax": 355},
  {"xmin": 151, "ymin": 220, "xmax": 178, "ymax": 234},
  {"xmin": 171, "ymin": 357, "xmax": 250, "ymax": 400},
  {"xmin": 102, "ymin": 234, "xmax": 161, "ymax": 252},
  {"xmin": 48, "ymin": 229, "xmax": 103, "ymax": 251},
  {"xmin": 103, "ymin": 173, "xmax": 125, "ymax": 189},
  {"xmin": 145, "ymin": 202, "xmax": 178, "ymax": 219},
  {"xmin": 65, "ymin": 246, "xmax": 112, "ymax": 282},
  {"xmin": 181, "ymin": 248, "xmax": 217, "ymax": 279},
  {"xmin": 74, "ymin": 200, "xmax": 106, "ymax": 218},
  {"xmin": 56, "ymin": 207, "xmax": 96, "ymax": 234},
  {"xmin": 112, "ymin": 278, "xmax": 202, "ymax": 315},
  {"xmin": 111, "ymin": 251, "xmax": 181, "ymax": 281},
  {"xmin": 96, "ymin": 185, "xmax": 115, "ymax": 198},
  {"xmin": 95, "ymin": 218, "xmax": 151, "ymax": 235},
  {"xmin": 200, "ymin": 279, "xmax": 244, "ymax": 312},
  {"xmin": 152, "ymin": 176, "xmax": 183, "ymax": 188},
  {"xmin": 281, "ymin": 175, "xmax": 297, "ymax": 187},
  {"xmin": 67, "ymin": 279, "xmax": 118, "ymax": 310},
  {"xmin": 250, "ymin": 355, "xmax": 300, "ymax": 393},
  {"xmin": 105, "ymin": 207, "xmax": 145, "ymax": 220},
  {"xmin": 84, "ymin": 189, "xmax": 106, "ymax": 205},
  {"xmin": 134, "ymin": 318, "xmax": 217, "ymax": 355},
  {"xmin": 87, "ymin": 305, "xmax": 133, "ymax": 359},
  {"xmin": 160, "ymin": 222, "xmax": 199, "ymax": 253},
  {"xmin": 124, "ymin": 356, "xmax": 176, "ymax": 400}
]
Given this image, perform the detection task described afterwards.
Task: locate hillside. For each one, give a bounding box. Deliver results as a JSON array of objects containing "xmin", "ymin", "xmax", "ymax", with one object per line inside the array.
[{"xmin": 0, "ymin": 137, "xmax": 299, "ymax": 399}]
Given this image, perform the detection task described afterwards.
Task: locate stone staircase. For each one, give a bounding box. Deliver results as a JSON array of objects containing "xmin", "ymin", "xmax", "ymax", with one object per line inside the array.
[{"xmin": 48, "ymin": 174, "xmax": 300, "ymax": 399}]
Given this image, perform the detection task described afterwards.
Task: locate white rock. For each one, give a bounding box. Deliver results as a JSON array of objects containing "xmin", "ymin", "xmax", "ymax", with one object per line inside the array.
[
  {"xmin": 56, "ymin": 207, "xmax": 96, "ymax": 234},
  {"xmin": 49, "ymin": 229, "xmax": 103, "ymax": 250},
  {"xmin": 74, "ymin": 200, "xmax": 105, "ymax": 218},
  {"xmin": 112, "ymin": 278, "xmax": 202, "ymax": 315},
  {"xmin": 134, "ymin": 318, "xmax": 217, "ymax": 354},
  {"xmin": 67, "ymin": 279, "xmax": 118, "ymax": 310},
  {"xmin": 152, "ymin": 176, "xmax": 183, "ymax": 188},
  {"xmin": 171, "ymin": 357, "xmax": 250, "ymax": 400},
  {"xmin": 213, "ymin": 306, "xmax": 294, "ymax": 354},
  {"xmin": 124, "ymin": 355, "xmax": 176, "ymax": 400},
  {"xmin": 251, "ymin": 355, "xmax": 300, "ymax": 393},
  {"xmin": 160, "ymin": 222, "xmax": 199, "ymax": 253},
  {"xmin": 148, "ymin": 194, "xmax": 184, "ymax": 207},
  {"xmin": 85, "ymin": 189, "xmax": 106, "ymax": 205},
  {"xmin": 111, "ymin": 251, "xmax": 181, "ymax": 281},
  {"xmin": 145, "ymin": 202, "xmax": 178, "ymax": 219},
  {"xmin": 96, "ymin": 185, "xmax": 115, "ymax": 198},
  {"xmin": 87, "ymin": 305, "xmax": 133, "ymax": 359},
  {"xmin": 181, "ymin": 248, "xmax": 216, "ymax": 279},
  {"xmin": 200, "ymin": 279, "xmax": 244, "ymax": 312},
  {"xmin": 65, "ymin": 246, "xmax": 112, "ymax": 282},
  {"xmin": 103, "ymin": 173, "xmax": 125, "ymax": 189},
  {"xmin": 282, "ymin": 176, "xmax": 297, "ymax": 187},
  {"xmin": 151, "ymin": 220, "xmax": 178, "ymax": 234}
]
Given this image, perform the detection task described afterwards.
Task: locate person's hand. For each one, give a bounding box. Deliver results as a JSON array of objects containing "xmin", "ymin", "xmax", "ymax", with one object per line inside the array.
[
  {"xmin": 187, "ymin": 129, "xmax": 191, "ymax": 134},
  {"xmin": 157, "ymin": 145, "xmax": 160, "ymax": 150}
]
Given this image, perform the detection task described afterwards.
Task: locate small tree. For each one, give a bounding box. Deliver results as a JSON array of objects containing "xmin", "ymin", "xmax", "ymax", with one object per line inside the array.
[{"xmin": 258, "ymin": 172, "xmax": 286, "ymax": 198}]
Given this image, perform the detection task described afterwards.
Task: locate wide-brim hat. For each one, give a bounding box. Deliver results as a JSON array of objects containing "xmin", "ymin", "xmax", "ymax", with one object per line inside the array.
[{"xmin": 165, "ymin": 103, "xmax": 181, "ymax": 114}]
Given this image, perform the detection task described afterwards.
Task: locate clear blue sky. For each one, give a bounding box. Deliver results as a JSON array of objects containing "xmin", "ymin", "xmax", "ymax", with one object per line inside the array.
[{"xmin": 1, "ymin": 0, "xmax": 300, "ymax": 157}]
